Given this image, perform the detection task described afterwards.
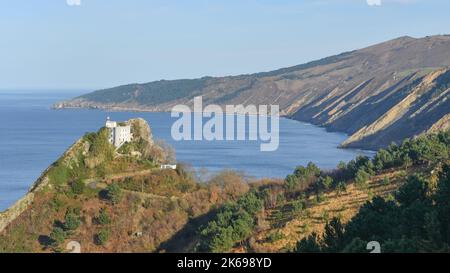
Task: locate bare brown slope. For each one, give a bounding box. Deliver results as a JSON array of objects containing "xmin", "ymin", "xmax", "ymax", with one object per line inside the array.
[
  {"xmin": 55, "ymin": 35, "xmax": 450, "ymax": 149},
  {"xmin": 340, "ymin": 67, "xmax": 450, "ymax": 149}
]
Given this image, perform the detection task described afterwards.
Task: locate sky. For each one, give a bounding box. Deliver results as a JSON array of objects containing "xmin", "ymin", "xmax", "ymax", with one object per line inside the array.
[{"xmin": 0, "ymin": 0, "xmax": 449, "ymax": 90}]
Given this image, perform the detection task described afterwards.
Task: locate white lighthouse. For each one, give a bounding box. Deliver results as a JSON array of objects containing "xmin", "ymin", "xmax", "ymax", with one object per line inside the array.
[{"xmin": 105, "ymin": 117, "xmax": 132, "ymax": 148}]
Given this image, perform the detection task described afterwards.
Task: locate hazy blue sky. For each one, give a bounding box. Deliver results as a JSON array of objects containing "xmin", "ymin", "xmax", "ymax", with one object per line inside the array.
[{"xmin": 1, "ymin": 0, "xmax": 449, "ymax": 90}]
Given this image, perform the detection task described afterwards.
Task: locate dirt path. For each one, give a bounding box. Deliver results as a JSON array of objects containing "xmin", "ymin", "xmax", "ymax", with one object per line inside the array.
[
  {"xmin": 82, "ymin": 168, "xmax": 179, "ymax": 201},
  {"xmin": 122, "ymin": 189, "xmax": 178, "ymax": 200},
  {"xmin": 83, "ymin": 169, "xmax": 154, "ymax": 185}
]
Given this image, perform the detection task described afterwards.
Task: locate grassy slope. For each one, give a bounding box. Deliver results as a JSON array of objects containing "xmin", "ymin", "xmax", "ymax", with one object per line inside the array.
[
  {"xmin": 192, "ymin": 131, "xmax": 449, "ymax": 253},
  {"xmin": 0, "ymin": 170, "xmax": 248, "ymax": 252},
  {"xmin": 0, "ymin": 164, "xmax": 424, "ymax": 253},
  {"xmin": 246, "ymin": 169, "xmax": 414, "ymax": 252}
]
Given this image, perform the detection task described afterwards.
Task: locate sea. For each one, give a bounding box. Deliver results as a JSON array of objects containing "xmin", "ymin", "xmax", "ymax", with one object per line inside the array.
[{"xmin": 0, "ymin": 90, "xmax": 374, "ymax": 211}]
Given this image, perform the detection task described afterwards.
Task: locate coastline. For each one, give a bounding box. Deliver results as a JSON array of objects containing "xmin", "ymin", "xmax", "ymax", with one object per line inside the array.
[
  {"xmin": 52, "ymin": 103, "xmax": 369, "ymax": 149},
  {"xmin": 0, "ymin": 105, "xmax": 376, "ymax": 228},
  {"xmin": 0, "ymin": 139, "xmax": 83, "ymax": 233}
]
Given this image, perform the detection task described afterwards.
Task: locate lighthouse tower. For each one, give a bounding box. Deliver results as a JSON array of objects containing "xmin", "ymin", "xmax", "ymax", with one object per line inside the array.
[{"xmin": 105, "ymin": 117, "xmax": 132, "ymax": 148}]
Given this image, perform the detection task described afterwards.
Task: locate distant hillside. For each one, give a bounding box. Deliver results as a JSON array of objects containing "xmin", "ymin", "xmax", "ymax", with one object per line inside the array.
[{"xmin": 55, "ymin": 35, "xmax": 450, "ymax": 150}]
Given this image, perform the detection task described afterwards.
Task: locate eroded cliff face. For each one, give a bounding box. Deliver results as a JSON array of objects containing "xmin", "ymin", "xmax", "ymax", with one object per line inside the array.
[
  {"xmin": 339, "ymin": 68, "xmax": 450, "ymax": 149},
  {"xmin": 54, "ymin": 35, "xmax": 450, "ymax": 150}
]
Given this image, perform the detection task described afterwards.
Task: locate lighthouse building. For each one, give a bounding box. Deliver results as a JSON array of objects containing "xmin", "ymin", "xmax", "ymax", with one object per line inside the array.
[{"xmin": 105, "ymin": 117, "xmax": 132, "ymax": 148}]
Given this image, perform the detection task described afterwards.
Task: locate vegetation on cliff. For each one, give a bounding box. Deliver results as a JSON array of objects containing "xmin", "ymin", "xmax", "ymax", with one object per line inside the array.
[
  {"xmin": 296, "ymin": 164, "xmax": 450, "ymax": 253},
  {"xmin": 0, "ymin": 119, "xmax": 449, "ymax": 253},
  {"xmin": 192, "ymin": 131, "xmax": 450, "ymax": 253},
  {"xmin": 0, "ymin": 118, "xmax": 255, "ymax": 252}
]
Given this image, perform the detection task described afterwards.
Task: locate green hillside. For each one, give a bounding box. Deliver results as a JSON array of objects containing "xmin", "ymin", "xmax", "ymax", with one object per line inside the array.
[{"xmin": 0, "ymin": 118, "xmax": 449, "ymax": 253}]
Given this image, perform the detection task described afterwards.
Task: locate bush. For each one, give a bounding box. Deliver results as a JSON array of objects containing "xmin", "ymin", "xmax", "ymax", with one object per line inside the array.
[
  {"xmin": 284, "ymin": 162, "xmax": 321, "ymax": 193},
  {"xmin": 337, "ymin": 161, "xmax": 347, "ymax": 170},
  {"xmin": 48, "ymin": 163, "xmax": 71, "ymax": 186},
  {"xmin": 395, "ymin": 175, "xmax": 428, "ymax": 206},
  {"xmin": 95, "ymin": 229, "xmax": 110, "ymax": 245},
  {"xmin": 315, "ymin": 193, "xmax": 324, "ymax": 203},
  {"xmin": 95, "ymin": 209, "xmax": 111, "ymax": 225},
  {"xmin": 320, "ymin": 176, "xmax": 333, "ymax": 190},
  {"xmin": 70, "ymin": 180, "xmax": 85, "ymax": 195},
  {"xmin": 50, "ymin": 197, "xmax": 65, "ymax": 212},
  {"xmin": 336, "ymin": 182, "xmax": 347, "ymax": 196},
  {"xmin": 383, "ymin": 176, "xmax": 390, "ymax": 186},
  {"xmin": 296, "ymin": 233, "xmax": 322, "ymax": 253},
  {"xmin": 90, "ymin": 128, "xmax": 115, "ymax": 160},
  {"xmin": 49, "ymin": 227, "xmax": 66, "ymax": 247},
  {"xmin": 238, "ymin": 192, "xmax": 264, "ymax": 215},
  {"xmin": 105, "ymin": 183, "xmax": 123, "ymax": 204},
  {"xmin": 266, "ymin": 231, "xmax": 285, "ymax": 243},
  {"xmin": 297, "ymin": 163, "xmax": 450, "ymax": 253},
  {"xmin": 199, "ymin": 192, "xmax": 263, "ymax": 252},
  {"xmin": 292, "ymin": 199, "xmax": 305, "ymax": 213},
  {"xmin": 355, "ymin": 169, "xmax": 370, "ymax": 189},
  {"xmin": 373, "ymin": 149, "xmax": 394, "ymax": 171},
  {"xmin": 64, "ymin": 210, "xmax": 81, "ymax": 231},
  {"xmin": 284, "ymin": 174, "xmax": 300, "ymax": 192}
]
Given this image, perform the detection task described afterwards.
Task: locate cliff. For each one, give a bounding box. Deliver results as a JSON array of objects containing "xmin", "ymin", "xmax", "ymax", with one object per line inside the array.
[
  {"xmin": 0, "ymin": 119, "xmax": 161, "ymax": 234},
  {"xmin": 54, "ymin": 35, "xmax": 450, "ymax": 150},
  {"xmin": 0, "ymin": 139, "xmax": 84, "ymax": 233},
  {"xmin": 1, "ymin": 117, "xmax": 448, "ymax": 252},
  {"xmin": 340, "ymin": 67, "xmax": 450, "ymax": 148},
  {"xmin": 0, "ymin": 118, "xmax": 249, "ymax": 252}
]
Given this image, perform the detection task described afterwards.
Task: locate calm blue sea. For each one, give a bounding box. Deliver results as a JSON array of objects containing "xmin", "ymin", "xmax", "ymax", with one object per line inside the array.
[{"xmin": 0, "ymin": 90, "xmax": 373, "ymax": 211}]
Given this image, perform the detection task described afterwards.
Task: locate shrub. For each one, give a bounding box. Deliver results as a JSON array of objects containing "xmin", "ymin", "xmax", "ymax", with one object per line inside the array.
[
  {"xmin": 321, "ymin": 211, "xmax": 330, "ymax": 222},
  {"xmin": 64, "ymin": 210, "xmax": 81, "ymax": 231},
  {"xmin": 105, "ymin": 183, "xmax": 123, "ymax": 204},
  {"xmin": 367, "ymin": 190, "xmax": 374, "ymax": 200},
  {"xmin": 337, "ymin": 161, "xmax": 347, "ymax": 170},
  {"xmin": 316, "ymin": 193, "xmax": 326, "ymax": 203},
  {"xmin": 272, "ymin": 210, "xmax": 283, "ymax": 222},
  {"xmin": 355, "ymin": 169, "xmax": 370, "ymax": 189},
  {"xmin": 199, "ymin": 192, "xmax": 263, "ymax": 252},
  {"xmin": 383, "ymin": 176, "xmax": 390, "ymax": 186},
  {"xmin": 284, "ymin": 174, "xmax": 299, "ymax": 191},
  {"xmin": 266, "ymin": 231, "xmax": 285, "ymax": 243},
  {"xmin": 49, "ymin": 227, "xmax": 66, "ymax": 247},
  {"xmin": 50, "ymin": 197, "xmax": 65, "ymax": 212},
  {"xmin": 296, "ymin": 233, "xmax": 322, "ymax": 253},
  {"xmin": 292, "ymin": 199, "xmax": 305, "ymax": 213},
  {"xmin": 336, "ymin": 182, "xmax": 347, "ymax": 196},
  {"xmin": 70, "ymin": 180, "xmax": 85, "ymax": 195},
  {"xmin": 284, "ymin": 162, "xmax": 321, "ymax": 193},
  {"xmin": 91, "ymin": 128, "xmax": 115, "ymax": 160},
  {"xmin": 95, "ymin": 209, "xmax": 111, "ymax": 225},
  {"xmin": 48, "ymin": 163, "xmax": 71, "ymax": 186},
  {"xmin": 95, "ymin": 229, "xmax": 110, "ymax": 246},
  {"xmin": 320, "ymin": 176, "xmax": 333, "ymax": 190}
]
